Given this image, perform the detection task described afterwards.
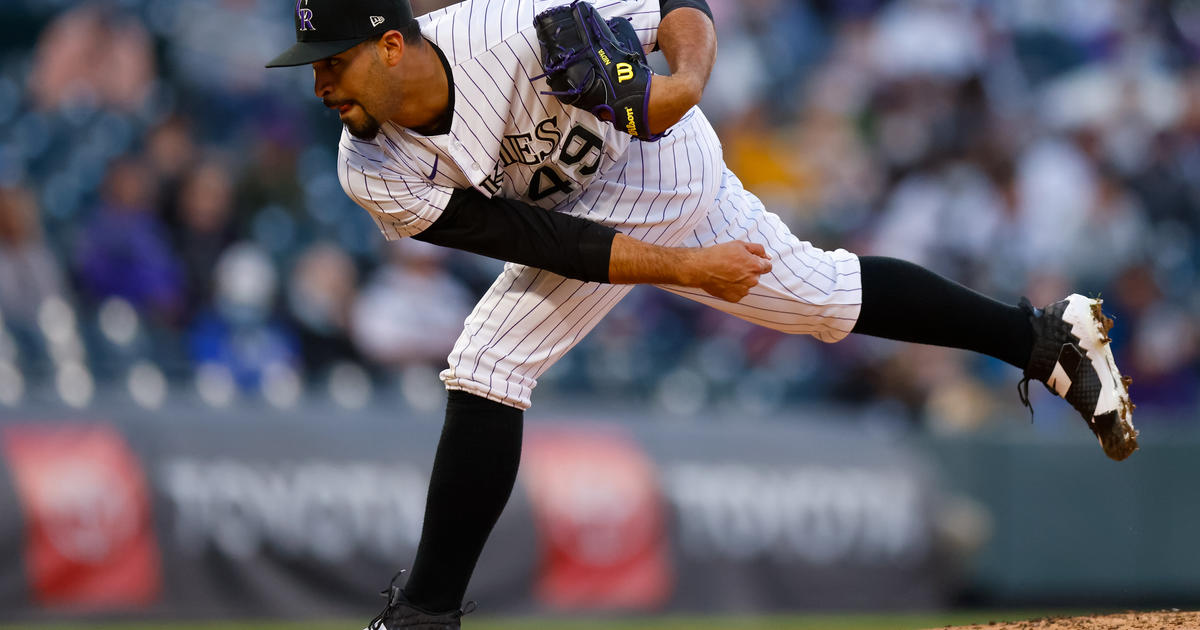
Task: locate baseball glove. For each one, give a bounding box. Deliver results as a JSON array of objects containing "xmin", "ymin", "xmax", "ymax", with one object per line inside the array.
[{"xmin": 533, "ymin": 1, "xmax": 662, "ymax": 141}]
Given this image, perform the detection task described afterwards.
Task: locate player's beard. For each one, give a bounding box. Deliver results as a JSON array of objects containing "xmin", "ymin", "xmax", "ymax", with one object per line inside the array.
[{"xmin": 345, "ymin": 107, "xmax": 382, "ymax": 141}]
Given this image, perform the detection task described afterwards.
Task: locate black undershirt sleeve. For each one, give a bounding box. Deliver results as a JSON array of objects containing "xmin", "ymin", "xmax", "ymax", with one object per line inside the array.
[
  {"xmin": 412, "ymin": 187, "xmax": 617, "ymax": 284},
  {"xmin": 661, "ymin": 0, "xmax": 713, "ymax": 23}
]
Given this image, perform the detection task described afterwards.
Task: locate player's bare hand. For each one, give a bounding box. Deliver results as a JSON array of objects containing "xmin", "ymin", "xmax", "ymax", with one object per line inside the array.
[{"xmin": 686, "ymin": 241, "xmax": 772, "ymax": 303}]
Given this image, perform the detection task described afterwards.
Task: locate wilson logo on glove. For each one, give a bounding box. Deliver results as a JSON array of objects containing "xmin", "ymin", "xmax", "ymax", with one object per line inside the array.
[{"xmin": 616, "ymin": 63, "xmax": 634, "ymax": 83}]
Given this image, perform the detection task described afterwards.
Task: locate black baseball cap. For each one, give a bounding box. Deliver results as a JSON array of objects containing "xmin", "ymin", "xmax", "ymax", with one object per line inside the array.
[{"xmin": 266, "ymin": 0, "xmax": 415, "ymax": 68}]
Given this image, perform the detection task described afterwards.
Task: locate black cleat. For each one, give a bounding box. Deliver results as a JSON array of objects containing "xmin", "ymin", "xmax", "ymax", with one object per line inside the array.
[
  {"xmin": 1020, "ymin": 294, "xmax": 1138, "ymax": 461},
  {"xmin": 364, "ymin": 571, "xmax": 475, "ymax": 630}
]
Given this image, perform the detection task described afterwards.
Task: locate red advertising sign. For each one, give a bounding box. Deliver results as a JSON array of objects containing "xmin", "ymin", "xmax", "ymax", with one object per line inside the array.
[
  {"xmin": 1, "ymin": 423, "xmax": 161, "ymax": 609},
  {"xmin": 521, "ymin": 424, "xmax": 672, "ymax": 610}
]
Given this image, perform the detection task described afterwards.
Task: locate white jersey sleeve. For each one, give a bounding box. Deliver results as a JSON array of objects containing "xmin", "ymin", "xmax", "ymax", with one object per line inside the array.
[
  {"xmin": 337, "ymin": 130, "xmax": 453, "ymax": 240},
  {"xmin": 597, "ymin": 0, "xmax": 664, "ymax": 52}
]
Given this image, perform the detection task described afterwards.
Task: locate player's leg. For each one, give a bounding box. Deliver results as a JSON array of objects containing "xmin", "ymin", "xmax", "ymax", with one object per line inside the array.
[
  {"xmin": 367, "ymin": 388, "xmax": 518, "ymax": 630},
  {"xmin": 851, "ymin": 256, "xmax": 1135, "ymax": 459},
  {"xmin": 852, "ymin": 255, "xmax": 1033, "ymax": 369},
  {"xmin": 384, "ymin": 271, "xmax": 635, "ymax": 625},
  {"xmin": 660, "ymin": 168, "xmax": 1136, "ymax": 460}
]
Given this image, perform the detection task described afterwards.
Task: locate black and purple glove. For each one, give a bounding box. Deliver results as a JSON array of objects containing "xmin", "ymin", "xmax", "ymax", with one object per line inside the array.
[{"xmin": 533, "ymin": 1, "xmax": 662, "ymax": 141}]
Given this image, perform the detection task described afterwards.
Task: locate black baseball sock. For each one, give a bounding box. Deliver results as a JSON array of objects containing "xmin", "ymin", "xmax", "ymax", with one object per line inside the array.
[
  {"xmin": 851, "ymin": 256, "xmax": 1034, "ymax": 370},
  {"xmin": 402, "ymin": 390, "xmax": 523, "ymax": 612}
]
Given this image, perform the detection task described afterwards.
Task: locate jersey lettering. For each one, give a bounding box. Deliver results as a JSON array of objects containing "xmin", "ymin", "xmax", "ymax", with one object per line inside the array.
[
  {"xmin": 499, "ymin": 133, "xmax": 541, "ymax": 167},
  {"xmin": 499, "ymin": 116, "xmax": 563, "ymax": 168},
  {"xmin": 534, "ymin": 117, "xmax": 563, "ymax": 153},
  {"xmin": 480, "ymin": 165, "xmax": 506, "ymax": 196}
]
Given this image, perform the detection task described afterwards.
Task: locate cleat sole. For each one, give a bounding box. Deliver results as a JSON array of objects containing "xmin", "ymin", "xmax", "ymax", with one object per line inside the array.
[{"xmin": 1067, "ymin": 295, "xmax": 1138, "ymax": 461}]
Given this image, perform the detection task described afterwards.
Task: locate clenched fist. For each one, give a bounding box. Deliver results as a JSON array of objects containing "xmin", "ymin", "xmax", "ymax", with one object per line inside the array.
[
  {"xmin": 607, "ymin": 234, "xmax": 771, "ymax": 301},
  {"xmin": 682, "ymin": 240, "xmax": 772, "ymax": 303}
]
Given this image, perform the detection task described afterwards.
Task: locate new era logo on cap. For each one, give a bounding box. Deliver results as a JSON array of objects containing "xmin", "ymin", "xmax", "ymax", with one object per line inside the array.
[{"xmin": 371, "ymin": 15, "xmax": 386, "ymax": 27}]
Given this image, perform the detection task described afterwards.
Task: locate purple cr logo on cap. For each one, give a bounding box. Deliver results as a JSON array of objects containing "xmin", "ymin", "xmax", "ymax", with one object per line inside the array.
[{"xmin": 296, "ymin": 0, "xmax": 316, "ymax": 32}]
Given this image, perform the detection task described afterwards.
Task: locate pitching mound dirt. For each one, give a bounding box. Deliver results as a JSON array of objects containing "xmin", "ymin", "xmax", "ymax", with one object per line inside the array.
[{"xmin": 930, "ymin": 610, "xmax": 1200, "ymax": 629}]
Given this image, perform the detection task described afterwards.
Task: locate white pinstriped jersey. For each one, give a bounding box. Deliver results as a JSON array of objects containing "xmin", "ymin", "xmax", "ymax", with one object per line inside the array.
[
  {"xmin": 338, "ymin": 0, "xmax": 663, "ymax": 240},
  {"xmin": 334, "ymin": 0, "xmax": 864, "ymax": 410}
]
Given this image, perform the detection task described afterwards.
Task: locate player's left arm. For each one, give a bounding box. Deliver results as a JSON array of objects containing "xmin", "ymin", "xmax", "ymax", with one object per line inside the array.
[{"xmin": 647, "ymin": 0, "xmax": 715, "ymax": 135}]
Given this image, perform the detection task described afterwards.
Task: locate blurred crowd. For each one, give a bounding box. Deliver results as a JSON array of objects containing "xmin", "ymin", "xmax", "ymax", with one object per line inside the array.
[{"xmin": 0, "ymin": 0, "xmax": 1196, "ymax": 428}]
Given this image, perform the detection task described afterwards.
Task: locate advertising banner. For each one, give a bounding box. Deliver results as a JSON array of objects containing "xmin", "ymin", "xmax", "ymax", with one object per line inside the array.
[{"xmin": 0, "ymin": 405, "xmax": 946, "ymax": 620}]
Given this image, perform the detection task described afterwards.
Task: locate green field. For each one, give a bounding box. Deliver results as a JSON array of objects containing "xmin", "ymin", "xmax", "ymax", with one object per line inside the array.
[{"xmin": 0, "ymin": 611, "xmax": 1080, "ymax": 630}]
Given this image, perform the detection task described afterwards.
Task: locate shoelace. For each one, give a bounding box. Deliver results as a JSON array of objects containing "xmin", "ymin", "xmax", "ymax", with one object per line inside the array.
[
  {"xmin": 530, "ymin": 26, "xmax": 596, "ymax": 98},
  {"xmin": 1015, "ymin": 296, "xmax": 1039, "ymax": 423},
  {"xmin": 367, "ymin": 569, "xmax": 406, "ymax": 630},
  {"xmin": 366, "ymin": 570, "xmax": 477, "ymax": 630},
  {"xmin": 1016, "ymin": 376, "xmax": 1035, "ymax": 423}
]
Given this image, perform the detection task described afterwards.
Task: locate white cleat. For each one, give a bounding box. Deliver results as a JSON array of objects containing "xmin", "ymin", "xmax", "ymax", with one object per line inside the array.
[{"xmin": 1019, "ymin": 294, "xmax": 1138, "ymax": 461}]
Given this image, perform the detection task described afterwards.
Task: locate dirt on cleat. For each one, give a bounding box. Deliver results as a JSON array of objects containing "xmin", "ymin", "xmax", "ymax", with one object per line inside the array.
[
  {"xmin": 1084, "ymin": 298, "xmax": 1137, "ymax": 461},
  {"xmin": 1090, "ymin": 300, "xmax": 1115, "ymax": 342},
  {"xmin": 1106, "ymin": 425, "xmax": 1139, "ymax": 461},
  {"xmin": 1105, "ymin": 382, "xmax": 1139, "ymax": 461}
]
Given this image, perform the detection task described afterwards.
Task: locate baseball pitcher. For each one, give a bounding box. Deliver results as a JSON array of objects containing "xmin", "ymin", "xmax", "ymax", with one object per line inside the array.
[{"xmin": 266, "ymin": 1, "xmax": 1137, "ymax": 628}]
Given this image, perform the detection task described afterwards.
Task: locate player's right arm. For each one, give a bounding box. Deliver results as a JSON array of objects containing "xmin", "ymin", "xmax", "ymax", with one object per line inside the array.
[{"xmin": 609, "ymin": 233, "xmax": 771, "ymax": 303}]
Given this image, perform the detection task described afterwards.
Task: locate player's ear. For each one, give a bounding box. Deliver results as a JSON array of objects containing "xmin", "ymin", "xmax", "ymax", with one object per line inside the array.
[{"xmin": 377, "ymin": 30, "xmax": 407, "ymax": 66}]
